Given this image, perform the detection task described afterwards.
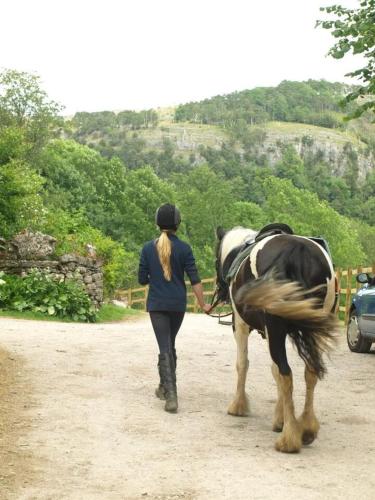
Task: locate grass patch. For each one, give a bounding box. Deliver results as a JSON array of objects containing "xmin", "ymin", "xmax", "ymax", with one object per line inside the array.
[
  {"xmin": 96, "ymin": 303, "xmax": 142, "ymax": 322},
  {"xmin": 0, "ymin": 304, "xmax": 142, "ymax": 323},
  {"xmin": 266, "ymin": 121, "xmax": 363, "ymax": 145}
]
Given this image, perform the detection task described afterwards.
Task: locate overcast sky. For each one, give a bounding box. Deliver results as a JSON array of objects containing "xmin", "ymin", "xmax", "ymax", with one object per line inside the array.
[{"xmin": 1, "ymin": 0, "xmax": 362, "ymax": 115}]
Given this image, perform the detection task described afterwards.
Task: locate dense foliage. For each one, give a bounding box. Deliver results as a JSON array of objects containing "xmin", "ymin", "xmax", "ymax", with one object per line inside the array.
[
  {"xmin": 0, "ymin": 270, "xmax": 97, "ymax": 322},
  {"xmin": 174, "ymin": 80, "xmax": 354, "ymax": 128},
  {"xmin": 317, "ymin": 0, "xmax": 375, "ymax": 118},
  {"xmin": 72, "ymin": 109, "xmax": 158, "ymax": 137}
]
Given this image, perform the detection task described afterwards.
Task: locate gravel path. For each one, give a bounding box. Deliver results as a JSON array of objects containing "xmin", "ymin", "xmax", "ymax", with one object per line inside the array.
[{"xmin": 0, "ymin": 314, "xmax": 374, "ymax": 500}]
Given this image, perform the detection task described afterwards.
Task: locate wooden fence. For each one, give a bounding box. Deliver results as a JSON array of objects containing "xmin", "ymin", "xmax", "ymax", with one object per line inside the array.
[
  {"xmin": 116, "ymin": 264, "xmax": 375, "ymax": 324},
  {"xmin": 115, "ymin": 278, "xmax": 220, "ymax": 313}
]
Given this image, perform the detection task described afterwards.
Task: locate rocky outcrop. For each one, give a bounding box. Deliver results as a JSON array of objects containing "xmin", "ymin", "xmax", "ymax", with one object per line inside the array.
[
  {"xmin": 2, "ymin": 230, "xmax": 57, "ymax": 259},
  {"xmin": 246, "ymin": 125, "xmax": 374, "ymax": 179},
  {"xmin": 133, "ymin": 122, "xmax": 374, "ymax": 179}
]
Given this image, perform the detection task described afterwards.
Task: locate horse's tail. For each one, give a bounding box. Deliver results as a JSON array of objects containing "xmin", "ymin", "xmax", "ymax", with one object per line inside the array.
[{"xmin": 235, "ymin": 273, "xmax": 339, "ymax": 377}]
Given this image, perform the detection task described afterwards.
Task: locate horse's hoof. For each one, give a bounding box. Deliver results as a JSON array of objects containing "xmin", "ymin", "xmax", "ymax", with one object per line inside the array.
[
  {"xmin": 275, "ymin": 435, "xmax": 301, "ymax": 453},
  {"xmin": 272, "ymin": 423, "xmax": 283, "ymax": 433},
  {"xmin": 298, "ymin": 414, "xmax": 319, "ymax": 445},
  {"xmin": 227, "ymin": 399, "xmax": 249, "ymax": 417},
  {"xmin": 302, "ymin": 430, "xmax": 317, "ymax": 445}
]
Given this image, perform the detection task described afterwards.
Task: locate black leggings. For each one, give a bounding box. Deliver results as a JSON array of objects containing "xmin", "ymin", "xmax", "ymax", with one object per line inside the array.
[{"xmin": 149, "ymin": 311, "xmax": 185, "ymax": 354}]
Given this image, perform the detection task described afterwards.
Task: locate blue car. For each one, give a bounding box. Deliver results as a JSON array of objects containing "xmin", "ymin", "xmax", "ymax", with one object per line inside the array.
[{"xmin": 347, "ymin": 273, "xmax": 375, "ymax": 353}]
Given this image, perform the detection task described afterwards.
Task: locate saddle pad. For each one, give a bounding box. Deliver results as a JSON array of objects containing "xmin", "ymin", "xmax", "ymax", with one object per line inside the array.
[{"xmin": 225, "ymin": 242, "xmax": 255, "ymax": 283}]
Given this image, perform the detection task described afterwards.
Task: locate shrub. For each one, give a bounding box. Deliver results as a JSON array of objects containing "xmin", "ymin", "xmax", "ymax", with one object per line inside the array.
[
  {"xmin": 41, "ymin": 209, "xmax": 134, "ymax": 296},
  {"xmin": 0, "ymin": 270, "xmax": 97, "ymax": 322}
]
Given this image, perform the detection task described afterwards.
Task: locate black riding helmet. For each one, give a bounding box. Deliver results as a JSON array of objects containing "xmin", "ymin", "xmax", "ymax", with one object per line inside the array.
[{"xmin": 155, "ymin": 203, "xmax": 181, "ymax": 230}]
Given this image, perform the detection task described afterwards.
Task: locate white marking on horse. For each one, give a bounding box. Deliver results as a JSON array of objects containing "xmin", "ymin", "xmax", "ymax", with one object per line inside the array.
[
  {"xmin": 221, "ymin": 227, "xmax": 256, "ymax": 320},
  {"xmin": 297, "ymin": 236, "xmax": 336, "ymax": 312},
  {"xmin": 249, "ymin": 235, "xmax": 279, "ymax": 278},
  {"xmin": 220, "ymin": 227, "xmax": 256, "ymax": 265}
]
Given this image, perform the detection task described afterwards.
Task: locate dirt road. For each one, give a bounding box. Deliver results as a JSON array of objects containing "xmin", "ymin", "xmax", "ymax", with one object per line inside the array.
[{"xmin": 0, "ymin": 314, "xmax": 374, "ymax": 500}]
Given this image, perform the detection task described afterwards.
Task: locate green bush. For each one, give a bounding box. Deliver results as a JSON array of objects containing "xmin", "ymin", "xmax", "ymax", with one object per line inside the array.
[
  {"xmin": 41, "ymin": 209, "xmax": 136, "ymax": 295},
  {"xmin": 0, "ymin": 270, "xmax": 97, "ymax": 322}
]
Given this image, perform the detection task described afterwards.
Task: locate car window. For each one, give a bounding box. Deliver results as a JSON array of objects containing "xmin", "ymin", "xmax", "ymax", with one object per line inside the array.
[{"xmin": 362, "ymin": 295, "xmax": 375, "ymax": 314}]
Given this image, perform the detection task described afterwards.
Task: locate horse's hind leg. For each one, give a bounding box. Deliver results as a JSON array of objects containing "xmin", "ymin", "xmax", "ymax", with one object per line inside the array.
[
  {"xmin": 298, "ymin": 366, "xmax": 320, "ymax": 445},
  {"xmin": 228, "ymin": 314, "xmax": 250, "ymax": 417},
  {"xmin": 271, "ymin": 362, "xmax": 284, "ymax": 432},
  {"xmin": 268, "ymin": 326, "xmax": 302, "ymax": 453}
]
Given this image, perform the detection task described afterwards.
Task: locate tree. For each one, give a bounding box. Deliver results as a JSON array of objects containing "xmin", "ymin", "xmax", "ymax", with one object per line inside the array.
[
  {"xmin": 230, "ymin": 201, "xmax": 268, "ymax": 229},
  {"xmin": 0, "ymin": 69, "xmax": 63, "ymax": 155},
  {"xmin": 274, "ymin": 145, "xmax": 307, "ymax": 188},
  {"xmin": 0, "ymin": 72, "xmax": 53, "ymax": 237},
  {"xmin": 120, "ymin": 167, "xmax": 177, "ymax": 249},
  {"xmin": 174, "ymin": 165, "xmax": 240, "ymax": 247},
  {"xmin": 37, "ymin": 139, "xmax": 101, "ymax": 211},
  {"xmin": 37, "ymin": 140, "xmax": 176, "ymax": 247},
  {"xmin": 0, "ymin": 126, "xmax": 28, "ymax": 164},
  {"xmin": 172, "ymin": 165, "xmax": 245, "ymax": 275},
  {"xmin": 0, "ymin": 159, "xmax": 45, "ymax": 238},
  {"xmin": 261, "ymin": 177, "xmax": 366, "ymax": 267},
  {"xmin": 317, "ymin": 1, "xmax": 375, "ymax": 117}
]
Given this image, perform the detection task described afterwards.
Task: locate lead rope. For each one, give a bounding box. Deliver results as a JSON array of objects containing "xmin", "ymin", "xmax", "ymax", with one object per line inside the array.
[{"xmin": 206, "ymin": 287, "xmax": 233, "ymax": 319}]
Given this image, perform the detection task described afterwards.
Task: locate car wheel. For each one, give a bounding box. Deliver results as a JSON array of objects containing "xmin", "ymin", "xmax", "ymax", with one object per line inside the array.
[{"xmin": 347, "ymin": 310, "xmax": 372, "ymax": 353}]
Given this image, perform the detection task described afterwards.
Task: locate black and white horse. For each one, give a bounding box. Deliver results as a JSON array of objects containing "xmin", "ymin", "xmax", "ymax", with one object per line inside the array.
[{"xmin": 215, "ymin": 225, "xmax": 338, "ymax": 453}]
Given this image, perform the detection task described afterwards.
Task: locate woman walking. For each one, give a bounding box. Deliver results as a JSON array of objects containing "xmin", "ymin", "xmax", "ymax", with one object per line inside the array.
[{"xmin": 138, "ymin": 203, "xmax": 211, "ymax": 413}]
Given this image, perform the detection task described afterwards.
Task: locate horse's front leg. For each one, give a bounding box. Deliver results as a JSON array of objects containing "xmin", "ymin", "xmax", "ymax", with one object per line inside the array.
[
  {"xmin": 228, "ymin": 314, "xmax": 250, "ymax": 417},
  {"xmin": 298, "ymin": 366, "xmax": 320, "ymax": 445}
]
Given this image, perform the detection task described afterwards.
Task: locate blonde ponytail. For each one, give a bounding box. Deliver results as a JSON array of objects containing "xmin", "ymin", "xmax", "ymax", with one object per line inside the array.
[{"xmin": 156, "ymin": 230, "xmax": 172, "ymax": 281}]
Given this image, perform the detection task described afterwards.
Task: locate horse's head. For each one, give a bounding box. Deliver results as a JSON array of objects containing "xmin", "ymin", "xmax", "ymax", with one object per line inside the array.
[
  {"xmin": 214, "ymin": 227, "xmax": 230, "ymax": 303},
  {"xmin": 214, "ymin": 226, "xmax": 257, "ymax": 303}
]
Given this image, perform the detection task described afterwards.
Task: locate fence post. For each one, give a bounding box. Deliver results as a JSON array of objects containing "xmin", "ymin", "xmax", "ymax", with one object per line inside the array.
[
  {"xmin": 193, "ymin": 295, "xmax": 198, "ymax": 313},
  {"xmin": 356, "ymin": 266, "xmax": 362, "ymax": 291},
  {"xmin": 335, "ymin": 267, "xmax": 341, "ymax": 317},
  {"xmin": 127, "ymin": 288, "xmax": 132, "ymax": 308},
  {"xmin": 344, "ymin": 268, "xmax": 352, "ymax": 325}
]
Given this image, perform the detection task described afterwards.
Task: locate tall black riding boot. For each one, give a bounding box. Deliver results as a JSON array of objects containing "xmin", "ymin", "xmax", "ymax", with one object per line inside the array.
[
  {"xmin": 155, "ymin": 358, "xmax": 166, "ymax": 400},
  {"xmin": 172, "ymin": 347, "xmax": 177, "ymax": 371},
  {"xmin": 155, "ymin": 349, "xmax": 177, "ymax": 400},
  {"xmin": 158, "ymin": 352, "xmax": 178, "ymax": 413}
]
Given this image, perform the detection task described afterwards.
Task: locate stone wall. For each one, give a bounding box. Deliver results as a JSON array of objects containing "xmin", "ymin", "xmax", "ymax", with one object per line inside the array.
[{"xmin": 0, "ymin": 231, "xmax": 103, "ymax": 307}]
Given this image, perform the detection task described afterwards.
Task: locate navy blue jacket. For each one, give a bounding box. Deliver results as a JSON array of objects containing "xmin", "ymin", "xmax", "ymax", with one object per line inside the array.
[{"xmin": 138, "ymin": 234, "xmax": 201, "ymax": 312}]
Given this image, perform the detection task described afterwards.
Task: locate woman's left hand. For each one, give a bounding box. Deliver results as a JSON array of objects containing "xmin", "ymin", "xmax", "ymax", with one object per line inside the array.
[{"xmin": 202, "ymin": 303, "xmax": 212, "ymax": 314}]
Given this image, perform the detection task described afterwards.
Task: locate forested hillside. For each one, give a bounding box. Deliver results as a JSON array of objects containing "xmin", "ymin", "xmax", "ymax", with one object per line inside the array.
[
  {"xmin": 175, "ymin": 80, "xmax": 353, "ymax": 127},
  {"xmin": 1, "ymin": 71, "xmax": 374, "ymax": 297}
]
